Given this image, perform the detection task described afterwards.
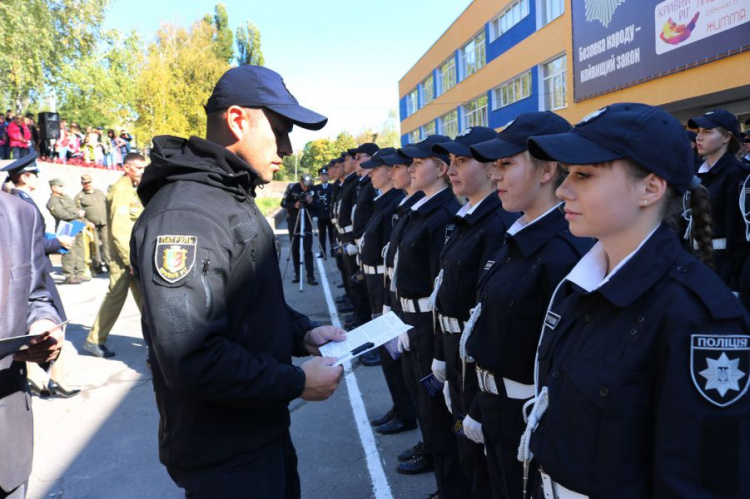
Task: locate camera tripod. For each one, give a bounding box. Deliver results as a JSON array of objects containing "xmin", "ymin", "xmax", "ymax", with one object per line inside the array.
[{"xmin": 282, "ymin": 204, "xmax": 324, "ymax": 292}]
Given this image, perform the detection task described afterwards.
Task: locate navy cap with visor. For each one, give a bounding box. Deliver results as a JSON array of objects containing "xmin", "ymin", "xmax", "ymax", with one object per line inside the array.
[
  {"xmin": 687, "ymin": 109, "xmax": 740, "ymax": 137},
  {"xmin": 398, "ymin": 135, "xmax": 452, "ymax": 165},
  {"xmin": 528, "ymin": 102, "xmax": 694, "ymax": 194},
  {"xmin": 471, "ymin": 112, "xmax": 572, "ymax": 162},
  {"xmin": 204, "ymin": 65, "xmax": 328, "ymax": 131},
  {"xmin": 431, "ymin": 126, "xmax": 498, "ymax": 158},
  {"xmin": 1, "ymin": 151, "xmax": 39, "ymax": 176},
  {"xmin": 349, "ymin": 143, "xmax": 380, "ymax": 157},
  {"xmin": 361, "ymin": 147, "xmax": 397, "ymax": 169},
  {"xmin": 381, "ymin": 153, "xmax": 412, "ymax": 167}
]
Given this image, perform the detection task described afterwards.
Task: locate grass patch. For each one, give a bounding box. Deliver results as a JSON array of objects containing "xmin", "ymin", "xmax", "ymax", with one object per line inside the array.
[{"xmin": 255, "ymin": 196, "xmax": 283, "ymax": 217}]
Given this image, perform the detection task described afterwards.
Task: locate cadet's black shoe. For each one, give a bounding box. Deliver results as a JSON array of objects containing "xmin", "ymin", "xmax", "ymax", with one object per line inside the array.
[
  {"xmin": 307, "ymin": 276, "xmax": 319, "ymax": 285},
  {"xmin": 291, "ymin": 276, "xmax": 300, "ymax": 284},
  {"xmin": 83, "ymin": 341, "xmax": 116, "ymax": 358},
  {"xmin": 376, "ymin": 418, "xmax": 417, "ymax": 435},
  {"xmin": 396, "ymin": 454, "xmax": 434, "ymax": 475},
  {"xmin": 337, "ymin": 283, "xmax": 345, "ymax": 288},
  {"xmin": 337, "ymin": 303, "xmax": 354, "ymax": 313},
  {"xmin": 47, "ymin": 380, "xmax": 81, "ymax": 398},
  {"xmin": 317, "ymin": 252, "xmax": 326, "ymax": 259},
  {"xmin": 361, "ymin": 351, "xmax": 381, "ymax": 366},
  {"xmin": 398, "ymin": 441, "xmax": 424, "ymax": 462},
  {"xmin": 370, "ymin": 409, "xmax": 393, "ymax": 427}
]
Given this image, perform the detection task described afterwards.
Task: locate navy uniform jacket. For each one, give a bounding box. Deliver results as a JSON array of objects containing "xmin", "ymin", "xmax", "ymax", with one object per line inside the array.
[
  {"xmin": 131, "ymin": 136, "xmax": 316, "ymax": 470},
  {"xmin": 384, "ymin": 192, "xmax": 425, "ymax": 309},
  {"xmin": 352, "ymin": 177, "xmax": 375, "ymax": 240},
  {"xmin": 698, "ymin": 151, "xmax": 750, "ymax": 290},
  {"xmin": 360, "ymin": 188, "xmax": 404, "ymax": 267},
  {"xmin": 530, "ymin": 223, "xmax": 750, "ymax": 497},
  {"xmin": 312, "ymin": 182, "xmax": 332, "ymax": 221},
  {"xmin": 395, "ymin": 188, "xmax": 460, "ymax": 301},
  {"xmin": 466, "ymin": 206, "xmax": 591, "ymax": 385},
  {"xmin": 281, "ymin": 182, "xmax": 316, "ymax": 224},
  {"xmin": 336, "ymin": 173, "xmax": 358, "ymax": 243}
]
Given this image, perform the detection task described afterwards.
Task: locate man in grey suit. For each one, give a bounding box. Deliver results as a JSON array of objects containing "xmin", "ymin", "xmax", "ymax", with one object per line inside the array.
[{"xmin": 0, "ymin": 191, "xmax": 65, "ymax": 498}]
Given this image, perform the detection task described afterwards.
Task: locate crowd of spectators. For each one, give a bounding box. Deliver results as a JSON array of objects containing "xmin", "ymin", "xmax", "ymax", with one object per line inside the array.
[{"xmin": 0, "ymin": 110, "xmax": 134, "ymax": 169}]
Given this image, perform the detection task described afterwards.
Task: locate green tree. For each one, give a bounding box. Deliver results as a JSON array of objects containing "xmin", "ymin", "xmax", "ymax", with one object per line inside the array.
[
  {"xmin": 299, "ymin": 138, "xmax": 335, "ymax": 175},
  {"xmin": 332, "ymin": 131, "xmax": 356, "ymax": 155},
  {"xmin": 203, "ymin": 3, "xmax": 233, "ymax": 64},
  {"xmin": 236, "ymin": 21, "xmax": 264, "ymax": 66}
]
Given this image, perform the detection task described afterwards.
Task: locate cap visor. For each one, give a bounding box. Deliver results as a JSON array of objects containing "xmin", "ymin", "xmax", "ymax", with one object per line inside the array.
[
  {"xmin": 265, "ymin": 103, "xmax": 327, "ymax": 131},
  {"xmin": 360, "ymin": 159, "xmax": 382, "ymax": 169},
  {"xmin": 687, "ymin": 116, "xmax": 716, "ymax": 130},
  {"xmin": 470, "ymin": 139, "xmax": 525, "ymax": 162},
  {"xmin": 398, "ymin": 146, "xmax": 431, "ymax": 159},
  {"xmin": 432, "ymin": 142, "xmax": 471, "ymax": 157},
  {"xmin": 527, "ymin": 131, "xmax": 622, "ymax": 164},
  {"xmin": 0, "ymin": 151, "xmax": 37, "ymax": 172}
]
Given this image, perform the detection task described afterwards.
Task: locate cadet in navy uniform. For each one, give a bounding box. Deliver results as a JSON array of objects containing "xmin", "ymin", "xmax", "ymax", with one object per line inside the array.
[
  {"xmin": 378, "ymin": 152, "xmax": 425, "ymax": 468},
  {"xmin": 521, "ymin": 103, "xmax": 750, "ymax": 498},
  {"xmin": 460, "ymin": 113, "xmax": 591, "ymax": 498},
  {"xmin": 281, "ymin": 173, "xmax": 318, "ymax": 285},
  {"xmin": 428, "ymin": 126, "xmax": 516, "ymax": 497},
  {"xmin": 688, "ymin": 110, "xmax": 749, "ymax": 292},
  {"xmin": 312, "ymin": 165, "xmax": 334, "ymax": 258},
  {"xmin": 394, "ymin": 135, "xmax": 469, "ymax": 497},
  {"xmin": 329, "ymin": 154, "xmax": 351, "ymax": 299}
]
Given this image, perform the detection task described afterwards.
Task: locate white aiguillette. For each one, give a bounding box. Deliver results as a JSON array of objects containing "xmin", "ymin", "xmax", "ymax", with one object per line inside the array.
[
  {"xmin": 0, "ymin": 319, "xmax": 71, "ymax": 359},
  {"xmin": 319, "ymin": 312, "xmax": 412, "ymax": 366}
]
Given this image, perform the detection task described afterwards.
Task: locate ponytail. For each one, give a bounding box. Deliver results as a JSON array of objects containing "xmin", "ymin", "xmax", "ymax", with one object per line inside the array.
[{"xmin": 685, "ymin": 181, "xmax": 714, "ymax": 268}]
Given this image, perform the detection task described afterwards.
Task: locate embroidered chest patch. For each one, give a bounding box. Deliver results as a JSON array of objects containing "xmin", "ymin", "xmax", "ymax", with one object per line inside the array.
[
  {"xmin": 155, "ymin": 235, "xmax": 197, "ymax": 284},
  {"xmin": 691, "ymin": 334, "xmax": 750, "ymax": 407},
  {"xmin": 445, "ymin": 223, "xmax": 456, "ymax": 243}
]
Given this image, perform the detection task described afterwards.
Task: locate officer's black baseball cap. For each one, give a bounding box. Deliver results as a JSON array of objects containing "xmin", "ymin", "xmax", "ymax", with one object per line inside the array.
[
  {"xmin": 348, "ymin": 143, "xmax": 380, "ymax": 156},
  {"xmin": 381, "ymin": 153, "xmax": 412, "ymax": 167},
  {"xmin": 471, "ymin": 112, "xmax": 572, "ymax": 162},
  {"xmin": 204, "ymin": 65, "xmax": 328, "ymax": 131},
  {"xmin": 333, "ymin": 156, "xmax": 345, "ymax": 164},
  {"xmin": 1, "ymin": 151, "xmax": 39, "ymax": 176},
  {"xmin": 361, "ymin": 147, "xmax": 397, "ymax": 169},
  {"xmin": 528, "ymin": 103, "xmax": 693, "ymax": 194},
  {"xmin": 319, "ymin": 166, "xmax": 329, "ymax": 175},
  {"xmin": 432, "ymin": 127, "xmax": 497, "ymax": 158},
  {"xmin": 398, "ymin": 135, "xmax": 451, "ymax": 164},
  {"xmin": 687, "ymin": 109, "xmax": 739, "ymax": 137}
]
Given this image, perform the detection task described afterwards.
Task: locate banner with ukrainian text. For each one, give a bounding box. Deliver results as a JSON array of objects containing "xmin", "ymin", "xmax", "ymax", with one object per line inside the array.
[{"xmin": 572, "ymin": 0, "xmax": 750, "ymax": 101}]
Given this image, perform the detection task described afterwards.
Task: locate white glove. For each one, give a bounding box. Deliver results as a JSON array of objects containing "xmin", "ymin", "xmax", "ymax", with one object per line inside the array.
[
  {"xmin": 443, "ymin": 382, "xmax": 452, "ymax": 414},
  {"xmin": 431, "ymin": 359, "xmax": 447, "ymax": 383},
  {"xmin": 345, "ymin": 243, "xmax": 358, "ymax": 256},
  {"xmin": 463, "ymin": 415, "xmax": 484, "ymax": 444},
  {"xmin": 382, "ymin": 305, "xmax": 391, "ymax": 314},
  {"xmin": 397, "ymin": 332, "xmax": 410, "ymax": 352}
]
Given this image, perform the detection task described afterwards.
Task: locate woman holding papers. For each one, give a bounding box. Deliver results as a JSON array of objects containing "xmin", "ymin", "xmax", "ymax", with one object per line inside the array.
[
  {"xmin": 522, "ymin": 103, "xmax": 750, "ymax": 497},
  {"xmin": 463, "ymin": 112, "xmax": 592, "ymax": 498},
  {"xmin": 428, "ymin": 126, "xmax": 517, "ymax": 498},
  {"xmin": 392, "ymin": 135, "xmax": 467, "ymax": 497}
]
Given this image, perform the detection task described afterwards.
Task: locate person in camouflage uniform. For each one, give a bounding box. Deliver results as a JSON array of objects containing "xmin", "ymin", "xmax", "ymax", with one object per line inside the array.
[{"xmin": 46, "ymin": 178, "xmax": 86, "ymax": 284}]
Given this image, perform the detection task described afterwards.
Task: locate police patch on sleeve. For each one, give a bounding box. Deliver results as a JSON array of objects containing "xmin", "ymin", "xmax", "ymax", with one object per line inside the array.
[
  {"xmin": 691, "ymin": 334, "xmax": 750, "ymax": 407},
  {"xmin": 154, "ymin": 235, "xmax": 197, "ymax": 284}
]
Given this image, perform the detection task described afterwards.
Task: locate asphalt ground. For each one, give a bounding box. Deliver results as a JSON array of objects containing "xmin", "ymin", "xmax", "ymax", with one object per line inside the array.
[{"xmin": 26, "ymin": 223, "xmax": 435, "ymax": 499}]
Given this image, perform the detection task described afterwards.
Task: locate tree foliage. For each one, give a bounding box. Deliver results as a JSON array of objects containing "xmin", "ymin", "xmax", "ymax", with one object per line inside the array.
[
  {"xmin": 204, "ymin": 3, "xmax": 234, "ymax": 64},
  {"xmin": 236, "ymin": 21, "xmax": 264, "ymax": 66}
]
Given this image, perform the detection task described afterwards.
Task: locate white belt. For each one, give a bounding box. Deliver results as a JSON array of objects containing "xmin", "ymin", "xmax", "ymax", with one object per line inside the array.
[
  {"xmin": 386, "ymin": 267, "xmax": 395, "ymax": 279},
  {"xmin": 476, "ymin": 366, "xmax": 535, "ymax": 400},
  {"xmin": 693, "ymin": 237, "xmax": 726, "ymax": 250},
  {"xmin": 331, "ymin": 217, "xmax": 338, "ymax": 224},
  {"xmin": 540, "ymin": 470, "xmax": 588, "ymax": 499},
  {"xmin": 438, "ymin": 314, "xmax": 464, "ymax": 334},
  {"xmin": 337, "ymin": 224, "xmax": 353, "ymax": 234},
  {"xmin": 399, "ymin": 296, "xmax": 431, "ymax": 314},
  {"xmin": 362, "ymin": 264, "xmax": 384, "ymax": 275}
]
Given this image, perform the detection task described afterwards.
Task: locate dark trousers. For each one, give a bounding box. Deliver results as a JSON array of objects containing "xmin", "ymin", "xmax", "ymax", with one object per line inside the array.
[
  {"xmin": 400, "ymin": 311, "xmax": 471, "ymax": 499},
  {"xmin": 10, "ymin": 147, "xmax": 28, "ymax": 159},
  {"xmin": 289, "ymin": 217, "xmax": 314, "ymax": 279},
  {"xmin": 343, "ymin": 252, "xmax": 370, "ymax": 324},
  {"xmin": 317, "ymin": 218, "xmax": 334, "ymax": 253},
  {"xmin": 334, "ymin": 249, "xmax": 350, "ymax": 296},
  {"xmin": 442, "ymin": 334, "xmax": 492, "ymax": 498},
  {"xmin": 168, "ymin": 431, "xmax": 300, "ymax": 499},
  {"xmin": 478, "ymin": 391, "xmax": 529, "ymax": 499}
]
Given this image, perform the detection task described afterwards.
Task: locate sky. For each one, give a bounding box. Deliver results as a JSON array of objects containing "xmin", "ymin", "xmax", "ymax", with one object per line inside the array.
[{"xmin": 102, "ymin": 0, "xmax": 473, "ymax": 151}]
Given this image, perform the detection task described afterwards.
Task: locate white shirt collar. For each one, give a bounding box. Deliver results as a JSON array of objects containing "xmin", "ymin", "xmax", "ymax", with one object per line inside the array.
[
  {"xmin": 507, "ymin": 202, "xmax": 563, "ymax": 236},
  {"xmin": 456, "ymin": 195, "xmax": 487, "ymax": 218},
  {"xmin": 398, "ymin": 192, "xmax": 414, "ymax": 206},
  {"xmin": 411, "ymin": 187, "xmax": 448, "ymax": 211},
  {"xmin": 697, "ymin": 159, "xmax": 714, "ymax": 174},
  {"xmin": 565, "ymin": 226, "xmax": 659, "ymax": 292}
]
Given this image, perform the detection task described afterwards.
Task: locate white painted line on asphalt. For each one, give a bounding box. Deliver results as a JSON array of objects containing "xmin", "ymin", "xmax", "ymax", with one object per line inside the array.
[{"xmin": 316, "ymin": 257, "xmax": 393, "ymax": 499}]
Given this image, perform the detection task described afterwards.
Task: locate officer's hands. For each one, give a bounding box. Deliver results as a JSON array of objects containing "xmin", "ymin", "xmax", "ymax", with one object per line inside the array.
[
  {"xmin": 397, "ymin": 332, "xmax": 410, "ymax": 352},
  {"xmin": 300, "ymin": 357, "xmax": 343, "ymax": 401},
  {"xmin": 345, "ymin": 244, "xmax": 358, "ymax": 256},
  {"xmin": 304, "ymin": 325, "xmax": 347, "ymax": 356},
  {"xmin": 57, "ymin": 235, "xmax": 74, "ymax": 249},
  {"xmin": 431, "ymin": 359, "xmax": 447, "ymax": 383},
  {"xmin": 462, "ymin": 415, "xmax": 484, "ymax": 444},
  {"xmin": 443, "ymin": 382, "xmax": 453, "ymax": 414},
  {"xmin": 14, "ymin": 319, "xmax": 63, "ymax": 364},
  {"xmin": 295, "ymin": 201, "xmax": 302, "ymax": 209}
]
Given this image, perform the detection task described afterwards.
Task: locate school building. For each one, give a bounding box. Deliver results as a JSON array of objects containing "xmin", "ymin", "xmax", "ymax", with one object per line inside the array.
[{"xmin": 398, "ymin": 0, "xmax": 750, "ymax": 144}]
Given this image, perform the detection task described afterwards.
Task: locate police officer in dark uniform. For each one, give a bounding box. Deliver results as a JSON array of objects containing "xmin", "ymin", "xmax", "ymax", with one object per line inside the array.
[
  {"xmin": 313, "ymin": 164, "xmax": 334, "ymax": 258},
  {"xmin": 329, "ymin": 155, "xmax": 353, "ymax": 307},
  {"xmin": 335, "ymin": 150, "xmax": 361, "ymax": 328},
  {"xmin": 427, "ymin": 126, "xmax": 518, "ymax": 497},
  {"xmin": 282, "ymin": 173, "xmax": 318, "ymax": 285},
  {"xmin": 461, "ymin": 113, "xmax": 590, "ymax": 498},
  {"xmin": 523, "ymin": 103, "xmax": 750, "ymax": 497},
  {"xmin": 393, "ymin": 135, "xmax": 470, "ymax": 497},
  {"xmin": 130, "ymin": 65, "xmax": 345, "ymax": 499}
]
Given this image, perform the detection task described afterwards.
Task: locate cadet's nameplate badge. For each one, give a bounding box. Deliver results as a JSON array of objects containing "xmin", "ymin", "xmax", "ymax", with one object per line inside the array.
[
  {"xmin": 691, "ymin": 334, "xmax": 750, "ymax": 408},
  {"xmin": 155, "ymin": 235, "xmax": 197, "ymax": 284}
]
